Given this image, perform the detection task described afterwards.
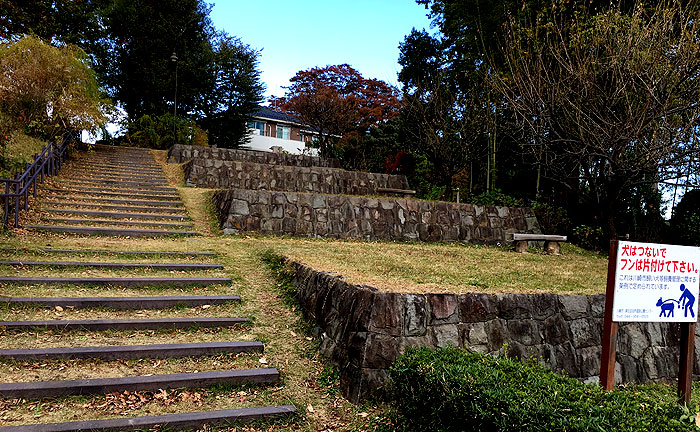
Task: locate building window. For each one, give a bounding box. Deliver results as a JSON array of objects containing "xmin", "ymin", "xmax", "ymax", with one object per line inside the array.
[
  {"xmin": 247, "ymin": 121, "xmax": 265, "ymax": 136},
  {"xmin": 276, "ymin": 125, "xmax": 290, "ymax": 140}
]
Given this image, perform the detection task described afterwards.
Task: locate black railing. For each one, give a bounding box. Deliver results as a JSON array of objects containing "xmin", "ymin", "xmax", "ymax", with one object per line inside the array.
[{"xmin": 0, "ymin": 132, "xmax": 76, "ymax": 229}]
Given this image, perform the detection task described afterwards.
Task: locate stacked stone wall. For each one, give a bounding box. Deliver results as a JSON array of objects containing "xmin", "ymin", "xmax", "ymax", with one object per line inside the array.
[
  {"xmin": 167, "ymin": 144, "xmax": 340, "ymax": 168},
  {"xmin": 287, "ymin": 260, "xmax": 700, "ymax": 402},
  {"xmin": 213, "ymin": 189, "xmax": 540, "ymax": 242},
  {"xmin": 188, "ymin": 158, "xmax": 409, "ymax": 195}
]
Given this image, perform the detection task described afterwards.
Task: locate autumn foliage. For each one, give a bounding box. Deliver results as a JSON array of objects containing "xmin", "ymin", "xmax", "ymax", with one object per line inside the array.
[{"xmin": 271, "ymin": 64, "xmax": 401, "ymax": 156}]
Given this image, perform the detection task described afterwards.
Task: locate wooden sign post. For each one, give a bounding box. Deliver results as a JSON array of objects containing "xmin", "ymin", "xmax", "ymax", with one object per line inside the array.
[{"xmin": 600, "ymin": 240, "xmax": 699, "ymax": 404}]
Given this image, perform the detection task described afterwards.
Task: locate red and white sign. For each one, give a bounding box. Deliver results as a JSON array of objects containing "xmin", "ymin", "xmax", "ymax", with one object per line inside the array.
[{"xmin": 612, "ymin": 241, "xmax": 699, "ymax": 322}]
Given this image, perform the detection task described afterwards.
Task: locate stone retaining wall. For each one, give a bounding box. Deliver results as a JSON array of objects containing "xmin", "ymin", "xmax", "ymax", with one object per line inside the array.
[
  {"xmin": 214, "ymin": 189, "xmax": 540, "ymax": 243},
  {"xmin": 167, "ymin": 144, "xmax": 340, "ymax": 168},
  {"xmin": 286, "ymin": 259, "xmax": 700, "ymax": 402},
  {"xmin": 187, "ymin": 158, "xmax": 409, "ymax": 195}
]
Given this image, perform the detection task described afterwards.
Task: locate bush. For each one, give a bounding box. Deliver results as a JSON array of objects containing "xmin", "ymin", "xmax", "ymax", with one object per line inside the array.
[
  {"xmin": 571, "ymin": 224, "xmax": 605, "ymax": 251},
  {"xmin": 530, "ymin": 201, "xmax": 570, "ymax": 235},
  {"xmin": 389, "ymin": 347, "xmax": 697, "ymax": 432},
  {"xmin": 0, "ymin": 131, "xmax": 46, "ymax": 178},
  {"xmin": 467, "ymin": 188, "xmax": 524, "ymax": 207},
  {"xmin": 122, "ymin": 113, "xmax": 207, "ymax": 149}
]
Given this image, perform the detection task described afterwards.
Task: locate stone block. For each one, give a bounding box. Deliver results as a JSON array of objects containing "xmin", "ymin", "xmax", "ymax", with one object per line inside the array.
[
  {"xmin": 569, "ymin": 318, "xmax": 601, "ymax": 348},
  {"xmin": 431, "ymin": 324, "xmax": 460, "ymax": 348},
  {"xmin": 589, "ymin": 294, "xmax": 606, "ymax": 318},
  {"xmin": 486, "ymin": 319, "xmax": 509, "ymax": 351},
  {"xmin": 558, "ymin": 295, "xmax": 590, "ymax": 320},
  {"xmin": 363, "ymin": 334, "xmax": 400, "ymax": 369},
  {"xmin": 466, "ymin": 322, "xmax": 489, "ymax": 346},
  {"xmin": 403, "ymin": 294, "xmax": 427, "ymax": 336},
  {"xmin": 312, "ymin": 195, "xmax": 327, "ymax": 209},
  {"xmin": 271, "ymin": 205, "xmax": 284, "ymax": 219},
  {"xmin": 369, "ymin": 292, "xmax": 402, "ymax": 336},
  {"xmin": 543, "ymin": 314, "xmax": 570, "ymax": 345},
  {"xmin": 617, "ymin": 322, "xmax": 649, "ymax": 358},
  {"xmin": 551, "ymin": 342, "xmax": 578, "ymax": 376},
  {"xmin": 576, "ymin": 345, "xmax": 602, "ymax": 378},
  {"xmin": 458, "ymin": 293, "xmax": 497, "ymax": 322},
  {"xmin": 231, "ymin": 199, "xmax": 249, "ymax": 216},
  {"xmin": 507, "ymin": 319, "xmax": 541, "ymax": 346},
  {"xmin": 427, "ymin": 293, "xmax": 459, "ymax": 324}
]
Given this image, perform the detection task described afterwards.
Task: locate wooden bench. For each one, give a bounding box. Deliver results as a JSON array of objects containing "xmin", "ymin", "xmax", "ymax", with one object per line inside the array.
[
  {"xmin": 513, "ymin": 233, "xmax": 567, "ymax": 255},
  {"xmin": 376, "ymin": 187, "xmax": 416, "ymax": 197}
]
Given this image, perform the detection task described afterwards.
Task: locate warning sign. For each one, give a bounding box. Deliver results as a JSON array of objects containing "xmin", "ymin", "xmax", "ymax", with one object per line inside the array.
[{"xmin": 612, "ymin": 241, "xmax": 700, "ymax": 322}]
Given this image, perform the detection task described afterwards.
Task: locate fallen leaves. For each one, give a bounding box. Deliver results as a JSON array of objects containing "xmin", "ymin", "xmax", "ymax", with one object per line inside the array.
[{"xmin": 78, "ymin": 388, "xmax": 208, "ymax": 414}]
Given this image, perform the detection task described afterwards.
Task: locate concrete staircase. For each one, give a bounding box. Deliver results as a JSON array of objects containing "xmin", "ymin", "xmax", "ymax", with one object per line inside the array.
[{"xmin": 0, "ymin": 145, "xmax": 296, "ymax": 431}]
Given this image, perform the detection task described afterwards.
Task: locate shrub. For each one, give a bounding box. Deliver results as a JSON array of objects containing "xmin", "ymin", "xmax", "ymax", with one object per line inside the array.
[
  {"xmin": 389, "ymin": 347, "xmax": 697, "ymax": 432},
  {"xmin": 122, "ymin": 113, "xmax": 207, "ymax": 149},
  {"xmin": 530, "ymin": 201, "xmax": 570, "ymax": 235},
  {"xmin": 571, "ymin": 224, "xmax": 605, "ymax": 251},
  {"xmin": 467, "ymin": 188, "xmax": 524, "ymax": 207}
]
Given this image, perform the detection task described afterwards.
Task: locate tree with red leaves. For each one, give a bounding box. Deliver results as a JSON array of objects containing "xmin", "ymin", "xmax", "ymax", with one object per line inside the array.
[{"xmin": 271, "ymin": 64, "xmax": 400, "ymax": 157}]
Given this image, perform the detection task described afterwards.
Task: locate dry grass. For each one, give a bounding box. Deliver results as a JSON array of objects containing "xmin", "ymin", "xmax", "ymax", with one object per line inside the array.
[{"xmin": 246, "ymin": 237, "xmax": 608, "ymax": 295}]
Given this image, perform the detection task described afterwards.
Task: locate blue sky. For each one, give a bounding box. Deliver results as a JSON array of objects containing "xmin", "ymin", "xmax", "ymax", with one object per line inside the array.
[{"xmin": 207, "ymin": 0, "xmax": 434, "ymax": 100}]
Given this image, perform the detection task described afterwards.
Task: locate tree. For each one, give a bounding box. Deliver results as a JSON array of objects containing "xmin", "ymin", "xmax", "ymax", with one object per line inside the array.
[
  {"xmin": 398, "ymin": 29, "xmax": 487, "ymax": 199},
  {"xmin": 671, "ymin": 190, "xmax": 700, "ymax": 246},
  {"xmin": 0, "ymin": 0, "xmax": 108, "ymax": 51},
  {"xmin": 197, "ymin": 33, "xmax": 265, "ymax": 148},
  {"xmin": 271, "ymin": 64, "xmax": 400, "ymax": 157},
  {"xmin": 101, "ymin": 0, "xmax": 214, "ymax": 120},
  {"xmin": 494, "ymin": 0, "xmax": 700, "ymax": 239},
  {"xmin": 0, "ymin": 35, "xmax": 109, "ymax": 139}
]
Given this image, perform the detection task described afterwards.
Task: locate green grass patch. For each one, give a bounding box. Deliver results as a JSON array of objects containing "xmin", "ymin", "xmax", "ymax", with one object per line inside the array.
[{"xmin": 389, "ymin": 347, "xmax": 699, "ymax": 432}]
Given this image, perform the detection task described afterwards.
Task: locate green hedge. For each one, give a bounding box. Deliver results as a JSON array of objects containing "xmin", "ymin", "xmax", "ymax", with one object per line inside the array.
[{"xmin": 389, "ymin": 347, "xmax": 698, "ymax": 432}]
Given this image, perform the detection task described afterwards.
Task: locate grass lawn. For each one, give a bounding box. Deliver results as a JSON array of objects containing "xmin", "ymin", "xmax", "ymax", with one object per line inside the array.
[{"xmin": 253, "ymin": 238, "xmax": 608, "ymax": 295}]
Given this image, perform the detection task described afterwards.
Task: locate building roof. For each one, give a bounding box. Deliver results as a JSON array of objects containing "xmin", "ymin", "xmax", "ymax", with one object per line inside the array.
[
  {"xmin": 249, "ymin": 106, "xmax": 326, "ymax": 136},
  {"xmin": 250, "ymin": 106, "xmax": 301, "ymax": 124}
]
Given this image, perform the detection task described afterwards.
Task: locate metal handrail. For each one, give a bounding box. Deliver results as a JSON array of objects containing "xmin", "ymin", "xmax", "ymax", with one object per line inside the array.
[{"xmin": 0, "ymin": 132, "xmax": 76, "ymax": 229}]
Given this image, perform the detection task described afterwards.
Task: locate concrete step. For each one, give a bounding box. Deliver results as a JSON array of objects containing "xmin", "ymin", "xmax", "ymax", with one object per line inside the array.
[
  {"xmin": 42, "ymin": 187, "xmax": 180, "ymax": 200},
  {"xmin": 70, "ymin": 177, "xmax": 169, "ymax": 186},
  {"xmin": 67, "ymin": 166, "xmax": 164, "ymax": 174},
  {"xmin": 66, "ymin": 165, "xmax": 163, "ymax": 175},
  {"xmin": 45, "ymin": 196, "xmax": 184, "ymax": 207},
  {"xmin": 59, "ymin": 180, "xmax": 176, "ymax": 191},
  {"xmin": 0, "ymin": 260, "xmax": 223, "ymax": 270},
  {"xmin": 41, "ymin": 218, "xmax": 193, "ymax": 228},
  {"xmin": 38, "ymin": 248, "xmax": 215, "ymax": 256},
  {"xmin": 41, "ymin": 209, "xmax": 188, "ymax": 220},
  {"xmin": 0, "ymin": 276, "xmax": 230, "ymax": 287},
  {"xmin": 67, "ymin": 169, "xmax": 165, "ymax": 177},
  {"xmin": 45, "ymin": 202, "xmax": 187, "ymax": 214},
  {"xmin": 27, "ymin": 225, "xmax": 196, "ymax": 236},
  {"xmin": 69, "ymin": 164, "xmax": 162, "ymax": 173},
  {"xmin": 1, "ymin": 295, "xmax": 240, "ymax": 309},
  {"xmin": 0, "ymin": 368, "xmax": 280, "ymax": 399},
  {"xmin": 0, "ymin": 405, "xmax": 297, "ymax": 431},
  {"xmin": 68, "ymin": 166, "xmax": 163, "ymax": 176},
  {"xmin": 0, "ymin": 317, "xmax": 249, "ymax": 331},
  {"xmin": 0, "ymin": 341, "xmax": 263, "ymax": 361}
]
